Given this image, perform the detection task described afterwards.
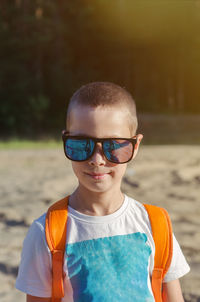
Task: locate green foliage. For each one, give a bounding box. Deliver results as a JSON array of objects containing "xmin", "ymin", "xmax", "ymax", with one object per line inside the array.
[
  {"xmin": 29, "ymin": 94, "xmax": 49, "ymax": 121},
  {"xmin": 0, "ymin": 0, "xmax": 200, "ymax": 137}
]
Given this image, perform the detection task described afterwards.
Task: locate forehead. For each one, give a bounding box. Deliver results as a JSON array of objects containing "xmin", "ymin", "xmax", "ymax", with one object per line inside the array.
[{"xmin": 67, "ymin": 105, "xmax": 132, "ymax": 137}]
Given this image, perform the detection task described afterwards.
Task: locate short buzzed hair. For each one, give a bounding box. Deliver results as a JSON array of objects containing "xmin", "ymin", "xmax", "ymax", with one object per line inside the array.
[{"xmin": 66, "ymin": 82, "xmax": 138, "ymax": 135}]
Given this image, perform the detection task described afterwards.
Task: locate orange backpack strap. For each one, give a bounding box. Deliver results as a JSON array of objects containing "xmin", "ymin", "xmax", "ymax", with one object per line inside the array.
[
  {"xmin": 143, "ymin": 204, "xmax": 173, "ymax": 302},
  {"xmin": 45, "ymin": 196, "xmax": 69, "ymax": 302}
]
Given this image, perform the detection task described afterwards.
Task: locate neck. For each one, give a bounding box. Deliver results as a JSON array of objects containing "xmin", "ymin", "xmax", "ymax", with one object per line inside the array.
[{"xmin": 69, "ymin": 186, "xmax": 124, "ymax": 216}]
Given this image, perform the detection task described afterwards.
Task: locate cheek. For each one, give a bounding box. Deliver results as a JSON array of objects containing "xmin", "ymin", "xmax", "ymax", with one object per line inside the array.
[
  {"xmin": 71, "ymin": 162, "xmax": 83, "ymax": 177},
  {"xmin": 113, "ymin": 164, "xmax": 127, "ymax": 179}
]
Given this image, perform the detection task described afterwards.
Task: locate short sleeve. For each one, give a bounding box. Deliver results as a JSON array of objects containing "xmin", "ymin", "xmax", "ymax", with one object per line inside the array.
[
  {"xmin": 15, "ymin": 215, "xmax": 52, "ymax": 297},
  {"xmin": 163, "ymin": 233, "xmax": 190, "ymax": 282}
]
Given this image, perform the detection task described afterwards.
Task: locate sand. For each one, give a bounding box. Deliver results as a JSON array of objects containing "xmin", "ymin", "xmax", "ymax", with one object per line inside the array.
[{"xmin": 0, "ymin": 145, "xmax": 199, "ymax": 302}]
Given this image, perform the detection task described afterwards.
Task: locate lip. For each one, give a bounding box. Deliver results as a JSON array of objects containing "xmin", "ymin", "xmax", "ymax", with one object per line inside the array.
[
  {"xmin": 90, "ymin": 173, "xmax": 107, "ymax": 176},
  {"xmin": 85, "ymin": 172, "xmax": 110, "ymax": 180}
]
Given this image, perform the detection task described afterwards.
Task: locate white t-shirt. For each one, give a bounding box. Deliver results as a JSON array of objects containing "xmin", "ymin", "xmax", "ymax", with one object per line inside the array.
[{"xmin": 16, "ymin": 194, "xmax": 190, "ymax": 301}]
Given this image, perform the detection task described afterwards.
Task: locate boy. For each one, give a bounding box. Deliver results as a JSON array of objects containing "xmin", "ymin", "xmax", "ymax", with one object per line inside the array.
[{"xmin": 16, "ymin": 82, "xmax": 190, "ymax": 301}]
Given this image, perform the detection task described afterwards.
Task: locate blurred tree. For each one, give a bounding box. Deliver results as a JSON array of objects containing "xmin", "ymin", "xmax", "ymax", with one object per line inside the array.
[
  {"xmin": 0, "ymin": 0, "xmax": 200, "ymax": 137},
  {"xmin": 0, "ymin": 0, "xmax": 53, "ymax": 136}
]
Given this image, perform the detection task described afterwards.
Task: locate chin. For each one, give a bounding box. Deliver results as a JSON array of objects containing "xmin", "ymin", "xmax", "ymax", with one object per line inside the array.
[{"xmin": 81, "ymin": 182, "xmax": 111, "ymax": 193}]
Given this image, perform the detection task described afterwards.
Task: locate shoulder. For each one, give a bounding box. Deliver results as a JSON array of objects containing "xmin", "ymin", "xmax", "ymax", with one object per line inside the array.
[
  {"xmin": 16, "ymin": 212, "xmax": 52, "ymax": 296},
  {"xmin": 127, "ymin": 195, "xmax": 172, "ymax": 234},
  {"xmin": 34, "ymin": 212, "xmax": 46, "ymax": 229},
  {"xmin": 27, "ymin": 213, "xmax": 46, "ymax": 235},
  {"xmin": 126, "ymin": 194, "xmax": 147, "ymax": 212},
  {"xmin": 126, "ymin": 195, "xmax": 152, "ymax": 228},
  {"xmin": 23, "ymin": 213, "xmax": 48, "ymax": 251}
]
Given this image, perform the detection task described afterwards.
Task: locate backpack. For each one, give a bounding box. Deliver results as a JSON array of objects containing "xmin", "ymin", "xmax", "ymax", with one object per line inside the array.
[{"xmin": 45, "ymin": 195, "xmax": 173, "ymax": 302}]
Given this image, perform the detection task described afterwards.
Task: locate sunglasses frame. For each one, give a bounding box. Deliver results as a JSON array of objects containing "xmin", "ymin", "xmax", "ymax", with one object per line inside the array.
[{"xmin": 62, "ymin": 130, "xmax": 137, "ymax": 164}]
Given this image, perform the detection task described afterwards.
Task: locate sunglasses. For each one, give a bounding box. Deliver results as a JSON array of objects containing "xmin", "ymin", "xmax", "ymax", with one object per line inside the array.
[{"xmin": 62, "ymin": 131, "xmax": 137, "ymax": 164}]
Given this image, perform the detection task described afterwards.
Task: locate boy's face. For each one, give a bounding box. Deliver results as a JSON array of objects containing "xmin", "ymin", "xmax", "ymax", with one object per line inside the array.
[{"xmin": 67, "ymin": 104, "xmax": 142, "ymax": 195}]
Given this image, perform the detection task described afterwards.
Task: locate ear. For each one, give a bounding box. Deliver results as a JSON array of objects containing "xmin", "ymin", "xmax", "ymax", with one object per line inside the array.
[{"xmin": 132, "ymin": 134, "xmax": 143, "ymax": 159}]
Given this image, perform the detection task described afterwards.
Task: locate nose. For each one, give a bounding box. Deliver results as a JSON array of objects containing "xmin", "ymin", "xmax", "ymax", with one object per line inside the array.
[{"xmin": 88, "ymin": 142, "xmax": 106, "ymax": 166}]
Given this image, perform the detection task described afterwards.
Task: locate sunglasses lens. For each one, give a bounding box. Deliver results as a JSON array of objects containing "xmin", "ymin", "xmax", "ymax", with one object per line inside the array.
[
  {"xmin": 65, "ymin": 138, "xmax": 94, "ymax": 161},
  {"xmin": 103, "ymin": 139, "xmax": 134, "ymax": 163}
]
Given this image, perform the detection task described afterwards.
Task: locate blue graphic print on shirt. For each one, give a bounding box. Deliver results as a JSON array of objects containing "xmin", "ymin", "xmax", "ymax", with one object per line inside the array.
[{"xmin": 66, "ymin": 233, "xmax": 154, "ymax": 302}]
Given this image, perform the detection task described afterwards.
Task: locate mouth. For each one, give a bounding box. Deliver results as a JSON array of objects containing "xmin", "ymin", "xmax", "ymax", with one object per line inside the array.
[{"xmin": 85, "ymin": 172, "xmax": 111, "ymax": 180}]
